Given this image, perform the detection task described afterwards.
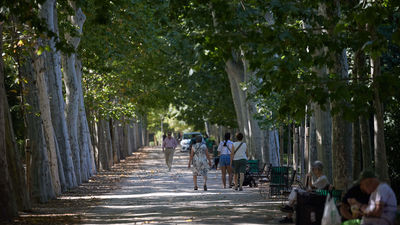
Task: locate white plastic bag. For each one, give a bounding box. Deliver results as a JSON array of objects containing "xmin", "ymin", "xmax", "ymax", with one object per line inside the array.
[{"xmin": 321, "ymin": 193, "xmax": 341, "ymax": 225}]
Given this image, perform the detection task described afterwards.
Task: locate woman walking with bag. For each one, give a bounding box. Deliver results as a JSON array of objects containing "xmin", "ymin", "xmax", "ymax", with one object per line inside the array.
[
  {"xmin": 217, "ymin": 133, "xmax": 234, "ymax": 188},
  {"xmin": 188, "ymin": 135, "xmax": 212, "ymax": 191},
  {"xmin": 231, "ymin": 133, "xmax": 247, "ymax": 191}
]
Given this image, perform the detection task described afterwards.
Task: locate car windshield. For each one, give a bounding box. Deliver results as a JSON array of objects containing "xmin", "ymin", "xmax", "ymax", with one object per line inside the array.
[{"xmin": 183, "ymin": 133, "xmax": 200, "ymax": 139}]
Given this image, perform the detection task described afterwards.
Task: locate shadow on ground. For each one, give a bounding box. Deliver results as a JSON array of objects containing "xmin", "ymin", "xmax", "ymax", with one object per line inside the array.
[{"xmin": 3, "ymin": 146, "xmax": 288, "ymax": 225}]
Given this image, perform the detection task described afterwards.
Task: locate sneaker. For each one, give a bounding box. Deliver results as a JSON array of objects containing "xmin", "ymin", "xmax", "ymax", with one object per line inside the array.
[
  {"xmin": 280, "ymin": 205, "xmax": 294, "ymax": 213},
  {"xmin": 239, "ymin": 187, "xmax": 243, "ymax": 191},
  {"xmin": 278, "ymin": 216, "xmax": 293, "ymax": 224},
  {"xmin": 204, "ymin": 185, "xmax": 207, "ymax": 191},
  {"xmin": 194, "ymin": 186, "xmax": 198, "ymax": 190}
]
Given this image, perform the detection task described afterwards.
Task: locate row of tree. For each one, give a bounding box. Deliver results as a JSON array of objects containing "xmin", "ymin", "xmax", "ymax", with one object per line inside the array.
[
  {"xmin": 168, "ymin": 0, "xmax": 400, "ymax": 193},
  {"xmin": 1, "ymin": 0, "xmax": 148, "ymax": 221}
]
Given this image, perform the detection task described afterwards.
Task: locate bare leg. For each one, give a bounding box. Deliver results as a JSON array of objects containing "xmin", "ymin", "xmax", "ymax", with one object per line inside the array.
[
  {"xmin": 239, "ymin": 172, "xmax": 244, "ymax": 188},
  {"xmin": 234, "ymin": 173, "xmax": 238, "ymax": 188},
  {"xmin": 221, "ymin": 166, "xmax": 226, "ymax": 188},
  {"xmin": 193, "ymin": 175, "xmax": 197, "ymax": 188},
  {"xmin": 227, "ymin": 166, "xmax": 233, "ymax": 187}
]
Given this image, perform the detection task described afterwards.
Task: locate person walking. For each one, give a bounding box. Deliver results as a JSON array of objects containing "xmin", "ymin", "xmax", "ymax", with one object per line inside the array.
[
  {"xmin": 162, "ymin": 131, "xmax": 178, "ymax": 171},
  {"xmin": 188, "ymin": 135, "xmax": 212, "ymax": 191},
  {"xmin": 230, "ymin": 133, "xmax": 248, "ymax": 191},
  {"xmin": 217, "ymin": 133, "xmax": 234, "ymax": 188}
]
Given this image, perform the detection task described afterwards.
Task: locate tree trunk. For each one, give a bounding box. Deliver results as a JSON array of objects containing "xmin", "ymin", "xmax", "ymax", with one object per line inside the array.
[
  {"xmin": 304, "ymin": 111, "xmax": 310, "ymax": 173},
  {"xmin": 225, "ymin": 54, "xmax": 268, "ymax": 163},
  {"xmin": 371, "ymin": 56, "xmax": 389, "ymax": 182},
  {"xmin": 33, "ymin": 11, "xmax": 62, "ymax": 196},
  {"xmin": 309, "ymin": 110, "xmax": 318, "ymax": 171},
  {"xmin": 314, "ymin": 102, "xmax": 332, "ymax": 181},
  {"xmin": 0, "ymin": 23, "xmax": 19, "ymax": 220},
  {"xmin": 354, "ymin": 50, "xmax": 373, "ymax": 170},
  {"xmin": 25, "ymin": 55, "xmax": 56, "ymax": 203},
  {"xmin": 40, "ymin": 0, "xmax": 75, "ymax": 191},
  {"xmin": 287, "ymin": 124, "xmax": 292, "ymax": 166},
  {"xmin": 352, "ymin": 119, "xmax": 362, "ymax": 180},
  {"xmin": 279, "ymin": 126, "xmax": 284, "ymax": 166},
  {"xmin": 331, "ymin": 48, "xmax": 353, "ymax": 190},
  {"xmin": 300, "ymin": 123, "xmax": 305, "ymax": 177},
  {"xmin": 293, "ymin": 126, "xmax": 299, "ymax": 171},
  {"xmin": 62, "ymin": 2, "xmax": 87, "ymax": 184}
]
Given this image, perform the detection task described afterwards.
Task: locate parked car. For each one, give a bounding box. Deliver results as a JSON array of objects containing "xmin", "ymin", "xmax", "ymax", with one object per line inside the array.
[{"xmin": 180, "ymin": 132, "xmax": 202, "ymax": 152}]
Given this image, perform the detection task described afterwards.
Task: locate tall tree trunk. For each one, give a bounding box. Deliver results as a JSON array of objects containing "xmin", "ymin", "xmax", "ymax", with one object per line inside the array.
[
  {"xmin": 300, "ymin": 123, "xmax": 305, "ymax": 177},
  {"xmin": 371, "ymin": 56, "xmax": 389, "ymax": 182},
  {"xmin": 353, "ymin": 119, "xmax": 362, "ymax": 180},
  {"xmin": 279, "ymin": 126, "xmax": 284, "ymax": 166},
  {"xmin": 331, "ymin": 47, "xmax": 353, "ymax": 190},
  {"xmin": 41, "ymin": 0, "xmax": 74, "ymax": 191},
  {"xmin": 33, "ymin": 5, "xmax": 62, "ymax": 195},
  {"xmin": 0, "ymin": 23, "xmax": 19, "ymax": 220},
  {"xmin": 26, "ymin": 55, "xmax": 56, "ymax": 203},
  {"xmin": 354, "ymin": 48, "xmax": 373, "ymax": 172},
  {"xmin": 293, "ymin": 126, "xmax": 299, "ymax": 171},
  {"xmin": 225, "ymin": 54, "xmax": 270, "ymax": 164},
  {"xmin": 62, "ymin": 2, "xmax": 87, "ymax": 184},
  {"xmin": 304, "ymin": 111, "xmax": 310, "ymax": 173},
  {"xmin": 314, "ymin": 101, "xmax": 332, "ymax": 181},
  {"xmin": 309, "ymin": 110, "xmax": 318, "ymax": 171},
  {"xmin": 75, "ymin": 58, "xmax": 94, "ymax": 179},
  {"xmin": 287, "ymin": 124, "xmax": 292, "ymax": 166}
]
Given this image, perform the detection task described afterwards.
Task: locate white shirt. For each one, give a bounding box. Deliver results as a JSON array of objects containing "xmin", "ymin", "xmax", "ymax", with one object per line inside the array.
[
  {"xmin": 313, "ymin": 175, "xmax": 329, "ymax": 190},
  {"xmin": 232, "ymin": 142, "xmax": 247, "ymax": 160},
  {"xmin": 364, "ymin": 183, "xmax": 397, "ymax": 224},
  {"xmin": 217, "ymin": 140, "xmax": 233, "ymax": 155}
]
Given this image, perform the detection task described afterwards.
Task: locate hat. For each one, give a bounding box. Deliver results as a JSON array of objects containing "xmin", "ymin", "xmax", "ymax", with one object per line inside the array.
[{"xmin": 356, "ymin": 169, "xmax": 377, "ymax": 184}]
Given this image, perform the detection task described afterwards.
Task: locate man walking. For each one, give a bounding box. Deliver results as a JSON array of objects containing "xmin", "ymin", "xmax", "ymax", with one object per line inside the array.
[{"xmin": 162, "ymin": 131, "xmax": 178, "ymax": 171}]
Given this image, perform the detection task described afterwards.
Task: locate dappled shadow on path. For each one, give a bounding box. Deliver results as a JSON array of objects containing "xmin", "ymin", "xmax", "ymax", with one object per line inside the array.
[
  {"xmin": 77, "ymin": 146, "xmax": 285, "ymax": 225},
  {"xmin": 3, "ymin": 146, "xmax": 288, "ymax": 225}
]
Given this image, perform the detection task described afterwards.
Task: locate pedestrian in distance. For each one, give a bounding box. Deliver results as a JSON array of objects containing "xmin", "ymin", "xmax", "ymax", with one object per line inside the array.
[
  {"xmin": 217, "ymin": 132, "xmax": 234, "ymax": 188},
  {"xmin": 162, "ymin": 131, "xmax": 178, "ymax": 171},
  {"xmin": 188, "ymin": 135, "xmax": 212, "ymax": 191},
  {"xmin": 230, "ymin": 132, "xmax": 248, "ymax": 191}
]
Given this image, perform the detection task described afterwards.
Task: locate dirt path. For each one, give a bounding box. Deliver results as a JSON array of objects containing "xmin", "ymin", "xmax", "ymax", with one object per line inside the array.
[
  {"xmin": 76, "ymin": 146, "xmax": 285, "ymax": 224},
  {"xmin": 8, "ymin": 146, "xmax": 287, "ymax": 225}
]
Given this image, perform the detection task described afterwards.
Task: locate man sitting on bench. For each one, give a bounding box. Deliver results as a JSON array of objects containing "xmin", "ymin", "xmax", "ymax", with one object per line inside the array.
[{"xmin": 279, "ymin": 161, "xmax": 330, "ymax": 224}]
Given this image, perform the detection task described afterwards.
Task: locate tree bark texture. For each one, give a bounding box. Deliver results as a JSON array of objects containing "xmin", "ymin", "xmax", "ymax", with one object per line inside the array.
[
  {"xmin": 331, "ymin": 48, "xmax": 353, "ymax": 190},
  {"xmin": 0, "ymin": 23, "xmax": 19, "ymax": 220},
  {"xmin": 354, "ymin": 50, "xmax": 373, "ymax": 170},
  {"xmin": 225, "ymin": 54, "xmax": 276, "ymax": 165},
  {"xmin": 40, "ymin": 0, "xmax": 75, "ymax": 191},
  {"xmin": 309, "ymin": 111, "xmax": 318, "ymax": 171},
  {"xmin": 62, "ymin": 2, "xmax": 87, "ymax": 184},
  {"xmin": 371, "ymin": 56, "xmax": 389, "ymax": 182},
  {"xmin": 33, "ymin": 17, "xmax": 62, "ymax": 196},
  {"xmin": 352, "ymin": 119, "xmax": 362, "ymax": 180},
  {"xmin": 26, "ymin": 55, "xmax": 56, "ymax": 203},
  {"xmin": 293, "ymin": 126, "xmax": 299, "ymax": 171}
]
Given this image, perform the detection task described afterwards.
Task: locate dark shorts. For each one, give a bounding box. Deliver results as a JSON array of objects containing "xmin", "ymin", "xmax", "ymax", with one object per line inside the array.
[{"xmin": 233, "ymin": 159, "xmax": 247, "ymax": 174}]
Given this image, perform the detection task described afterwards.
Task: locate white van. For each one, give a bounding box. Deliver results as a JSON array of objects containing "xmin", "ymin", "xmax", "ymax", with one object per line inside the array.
[{"xmin": 180, "ymin": 132, "xmax": 202, "ymax": 152}]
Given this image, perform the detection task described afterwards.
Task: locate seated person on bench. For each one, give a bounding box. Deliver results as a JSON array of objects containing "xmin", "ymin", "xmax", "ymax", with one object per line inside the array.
[
  {"xmin": 347, "ymin": 169, "xmax": 397, "ymax": 225},
  {"xmin": 279, "ymin": 161, "xmax": 330, "ymax": 224},
  {"xmin": 339, "ymin": 182, "xmax": 370, "ymax": 222}
]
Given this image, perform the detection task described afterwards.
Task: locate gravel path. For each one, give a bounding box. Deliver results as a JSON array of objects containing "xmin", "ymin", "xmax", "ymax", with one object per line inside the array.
[{"xmin": 73, "ymin": 146, "xmax": 286, "ymax": 225}]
